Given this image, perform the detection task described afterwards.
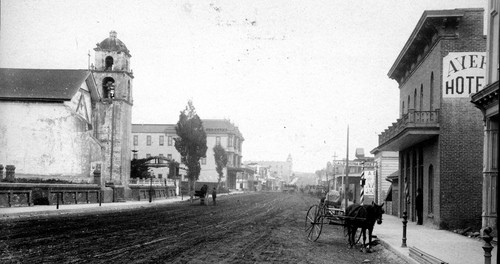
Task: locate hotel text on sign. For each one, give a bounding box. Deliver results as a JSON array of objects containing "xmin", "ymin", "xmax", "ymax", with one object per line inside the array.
[{"xmin": 442, "ymin": 52, "xmax": 486, "ymax": 98}]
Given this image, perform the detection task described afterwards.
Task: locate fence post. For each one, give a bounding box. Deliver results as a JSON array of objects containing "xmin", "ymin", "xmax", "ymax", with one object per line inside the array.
[
  {"xmin": 5, "ymin": 165, "xmax": 16, "ymax": 182},
  {"xmin": 93, "ymin": 168, "xmax": 102, "ymax": 186}
]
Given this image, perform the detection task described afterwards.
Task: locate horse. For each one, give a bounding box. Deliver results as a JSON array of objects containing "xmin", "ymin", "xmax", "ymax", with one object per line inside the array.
[{"xmin": 345, "ymin": 202, "xmax": 384, "ymax": 252}]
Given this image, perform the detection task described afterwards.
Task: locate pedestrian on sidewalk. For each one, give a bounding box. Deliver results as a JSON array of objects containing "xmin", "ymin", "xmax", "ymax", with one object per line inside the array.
[
  {"xmin": 212, "ymin": 187, "xmax": 217, "ymax": 206},
  {"xmin": 416, "ymin": 188, "xmax": 423, "ymax": 225}
]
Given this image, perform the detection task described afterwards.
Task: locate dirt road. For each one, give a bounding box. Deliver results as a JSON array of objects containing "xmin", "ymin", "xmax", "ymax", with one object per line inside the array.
[{"xmin": 1, "ymin": 192, "xmax": 408, "ymax": 263}]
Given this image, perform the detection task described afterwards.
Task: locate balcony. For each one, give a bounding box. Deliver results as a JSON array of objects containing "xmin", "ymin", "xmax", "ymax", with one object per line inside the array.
[{"xmin": 376, "ymin": 109, "xmax": 440, "ymax": 151}]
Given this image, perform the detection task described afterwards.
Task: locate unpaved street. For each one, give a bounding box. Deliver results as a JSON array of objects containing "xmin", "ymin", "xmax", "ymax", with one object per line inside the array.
[{"xmin": 1, "ymin": 192, "xmax": 408, "ymax": 263}]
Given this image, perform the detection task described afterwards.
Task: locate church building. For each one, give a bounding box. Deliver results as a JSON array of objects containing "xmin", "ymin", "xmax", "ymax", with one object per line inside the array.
[{"xmin": 0, "ymin": 31, "xmax": 133, "ymax": 204}]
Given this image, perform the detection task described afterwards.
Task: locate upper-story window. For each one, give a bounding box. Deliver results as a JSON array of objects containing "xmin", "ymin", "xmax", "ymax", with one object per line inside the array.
[
  {"xmin": 159, "ymin": 135, "xmax": 164, "ymax": 146},
  {"xmin": 133, "ymin": 135, "xmax": 138, "ymax": 146},
  {"xmin": 414, "ymin": 89, "xmax": 417, "ymax": 110},
  {"xmin": 105, "ymin": 56, "xmax": 114, "ymax": 71},
  {"xmin": 133, "ymin": 153, "xmax": 138, "ymax": 160},
  {"xmin": 216, "ymin": 136, "xmax": 221, "ymax": 146},
  {"xmin": 168, "ymin": 136, "xmax": 173, "ymax": 146},
  {"xmin": 420, "ymin": 85, "xmax": 423, "ymax": 111},
  {"xmin": 167, "ymin": 154, "xmax": 172, "ymax": 160},
  {"xmin": 201, "ymin": 157, "xmax": 206, "ymax": 165},
  {"xmin": 228, "ymin": 135, "xmax": 233, "ymax": 147},
  {"xmin": 147, "ymin": 135, "xmax": 152, "ymax": 146},
  {"xmin": 430, "ymin": 72, "xmax": 434, "ymax": 111}
]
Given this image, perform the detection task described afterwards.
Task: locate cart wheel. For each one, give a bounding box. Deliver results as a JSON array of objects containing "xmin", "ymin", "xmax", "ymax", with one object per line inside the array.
[{"xmin": 305, "ymin": 204, "xmax": 323, "ymax": 241}]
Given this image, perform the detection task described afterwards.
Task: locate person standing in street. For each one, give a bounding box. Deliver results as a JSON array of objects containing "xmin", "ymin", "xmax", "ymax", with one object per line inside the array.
[
  {"xmin": 212, "ymin": 187, "xmax": 217, "ymax": 206},
  {"xmin": 416, "ymin": 188, "xmax": 423, "ymax": 225}
]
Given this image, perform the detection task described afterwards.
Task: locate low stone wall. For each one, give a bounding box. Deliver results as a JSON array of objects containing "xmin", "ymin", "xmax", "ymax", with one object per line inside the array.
[
  {"xmin": 129, "ymin": 185, "xmax": 176, "ymax": 201},
  {"xmin": 0, "ymin": 183, "xmax": 101, "ymax": 207}
]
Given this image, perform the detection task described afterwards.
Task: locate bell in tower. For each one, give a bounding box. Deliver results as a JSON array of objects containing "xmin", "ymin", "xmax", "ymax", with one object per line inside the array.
[{"xmin": 93, "ymin": 30, "xmax": 133, "ymax": 102}]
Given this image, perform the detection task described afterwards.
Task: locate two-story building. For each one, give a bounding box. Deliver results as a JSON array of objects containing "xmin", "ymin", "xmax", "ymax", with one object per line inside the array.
[
  {"xmin": 131, "ymin": 119, "xmax": 244, "ymax": 191},
  {"xmin": 372, "ymin": 9, "xmax": 486, "ymax": 230}
]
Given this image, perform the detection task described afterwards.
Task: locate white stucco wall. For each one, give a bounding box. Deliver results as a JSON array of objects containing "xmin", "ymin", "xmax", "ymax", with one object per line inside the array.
[{"xmin": 0, "ymin": 100, "xmax": 103, "ymax": 182}]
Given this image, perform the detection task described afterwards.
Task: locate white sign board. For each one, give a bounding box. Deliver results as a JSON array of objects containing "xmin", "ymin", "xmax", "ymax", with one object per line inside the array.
[
  {"xmin": 363, "ymin": 170, "xmax": 375, "ymax": 196},
  {"xmin": 442, "ymin": 52, "xmax": 486, "ymax": 98}
]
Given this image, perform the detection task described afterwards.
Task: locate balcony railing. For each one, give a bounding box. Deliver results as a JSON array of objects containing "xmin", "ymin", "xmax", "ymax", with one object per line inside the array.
[{"xmin": 379, "ymin": 109, "xmax": 440, "ymax": 145}]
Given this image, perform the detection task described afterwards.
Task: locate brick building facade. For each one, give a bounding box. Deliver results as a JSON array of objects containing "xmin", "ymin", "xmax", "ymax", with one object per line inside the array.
[{"xmin": 373, "ymin": 9, "xmax": 486, "ymax": 230}]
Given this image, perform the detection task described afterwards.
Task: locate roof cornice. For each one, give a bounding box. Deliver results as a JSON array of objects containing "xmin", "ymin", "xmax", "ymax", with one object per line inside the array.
[{"xmin": 388, "ymin": 9, "xmax": 472, "ymax": 83}]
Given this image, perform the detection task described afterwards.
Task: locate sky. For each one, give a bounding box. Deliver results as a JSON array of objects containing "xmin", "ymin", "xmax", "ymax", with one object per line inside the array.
[{"xmin": 0, "ymin": 0, "xmax": 486, "ymax": 173}]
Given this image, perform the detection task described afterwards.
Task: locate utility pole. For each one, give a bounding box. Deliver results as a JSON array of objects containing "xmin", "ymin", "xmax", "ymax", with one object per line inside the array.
[{"xmin": 344, "ymin": 126, "xmax": 349, "ymax": 210}]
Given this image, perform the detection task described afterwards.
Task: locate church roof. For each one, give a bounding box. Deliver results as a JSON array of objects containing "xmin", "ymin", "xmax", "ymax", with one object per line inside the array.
[
  {"xmin": 95, "ymin": 31, "xmax": 130, "ymax": 56},
  {"xmin": 0, "ymin": 68, "xmax": 91, "ymax": 102}
]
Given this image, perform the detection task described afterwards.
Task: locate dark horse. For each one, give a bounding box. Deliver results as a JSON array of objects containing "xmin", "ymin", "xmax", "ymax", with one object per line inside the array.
[{"xmin": 345, "ymin": 202, "xmax": 384, "ymax": 251}]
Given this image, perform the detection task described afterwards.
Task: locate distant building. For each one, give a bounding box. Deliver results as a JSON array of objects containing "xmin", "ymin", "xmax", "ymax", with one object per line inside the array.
[
  {"xmin": 371, "ymin": 150, "xmax": 399, "ymax": 207},
  {"xmin": 373, "ymin": 9, "xmax": 486, "ymax": 229},
  {"xmin": 370, "ymin": 150, "xmax": 399, "ymax": 214},
  {"xmin": 470, "ymin": 0, "xmax": 498, "ymax": 235},
  {"xmin": 131, "ymin": 119, "xmax": 244, "ymax": 189},
  {"xmin": 245, "ymin": 154, "xmax": 293, "ymax": 189},
  {"xmin": 333, "ymin": 149, "xmax": 374, "ymax": 204}
]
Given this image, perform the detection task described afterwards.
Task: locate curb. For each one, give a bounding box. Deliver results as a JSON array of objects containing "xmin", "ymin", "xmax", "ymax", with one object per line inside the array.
[
  {"xmin": 377, "ymin": 238, "xmax": 419, "ymax": 264},
  {"xmin": 0, "ymin": 198, "xmax": 187, "ymax": 221},
  {"xmin": 0, "ymin": 192, "xmax": 243, "ymax": 221}
]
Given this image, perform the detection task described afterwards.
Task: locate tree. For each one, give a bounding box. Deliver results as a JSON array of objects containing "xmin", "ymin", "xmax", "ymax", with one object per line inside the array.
[
  {"xmin": 213, "ymin": 144, "xmax": 228, "ymax": 190},
  {"xmin": 130, "ymin": 157, "xmax": 154, "ymax": 179},
  {"xmin": 168, "ymin": 159, "xmax": 180, "ymax": 179},
  {"xmin": 174, "ymin": 101, "xmax": 208, "ymax": 200}
]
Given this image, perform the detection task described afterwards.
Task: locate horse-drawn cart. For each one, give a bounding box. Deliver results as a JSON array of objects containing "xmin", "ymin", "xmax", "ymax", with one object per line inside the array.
[{"xmin": 304, "ymin": 197, "xmax": 385, "ymax": 250}]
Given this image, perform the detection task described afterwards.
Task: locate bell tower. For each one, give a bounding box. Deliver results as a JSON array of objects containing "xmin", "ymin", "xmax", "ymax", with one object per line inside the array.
[{"xmin": 92, "ymin": 30, "xmax": 133, "ymax": 202}]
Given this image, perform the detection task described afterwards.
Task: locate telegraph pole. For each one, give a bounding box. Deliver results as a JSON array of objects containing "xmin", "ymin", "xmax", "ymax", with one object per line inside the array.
[{"xmin": 344, "ymin": 126, "xmax": 349, "ymax": 210}]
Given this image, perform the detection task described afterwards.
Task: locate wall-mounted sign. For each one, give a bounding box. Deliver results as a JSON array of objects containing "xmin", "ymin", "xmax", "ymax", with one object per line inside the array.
[
  {"xmin": 362, "ymin": 170, "xmax": 375, "ymax": 196},
  {"xmin": 442, "ymin": 52, "xmax": 486, "ymax": 98}
]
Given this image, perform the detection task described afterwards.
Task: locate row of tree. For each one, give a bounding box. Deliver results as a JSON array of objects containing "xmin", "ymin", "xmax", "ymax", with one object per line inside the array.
[{"xmin": 131, "ymin": 100, "xmax": 229, "ymax": 200}]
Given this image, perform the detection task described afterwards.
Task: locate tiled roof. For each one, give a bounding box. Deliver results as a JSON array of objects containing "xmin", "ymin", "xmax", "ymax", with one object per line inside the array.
[{"xmin": 0, "ymin": 68, "xmax": 90, "ymax": 101}]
